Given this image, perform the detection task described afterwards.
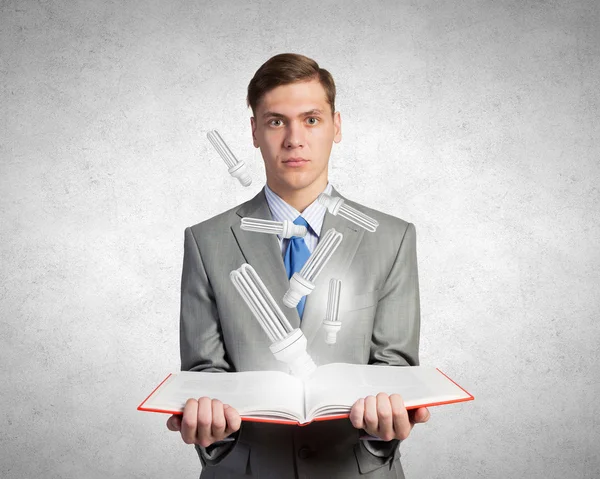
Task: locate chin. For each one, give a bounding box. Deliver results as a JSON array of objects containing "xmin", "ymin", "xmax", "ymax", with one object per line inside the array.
[
  {"xmin": 281, "ymin": 175, "xmax": 320, "ymax": 191},
  {"xmin": 269, "ymin": 166, "xmax": 327, "ymax": 192}
]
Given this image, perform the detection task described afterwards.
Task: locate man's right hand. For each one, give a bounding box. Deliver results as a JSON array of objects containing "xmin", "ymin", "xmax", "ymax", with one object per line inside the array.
[{"xmin": 166, "ymin": 397, "xmax": 242, "ymax": 448}]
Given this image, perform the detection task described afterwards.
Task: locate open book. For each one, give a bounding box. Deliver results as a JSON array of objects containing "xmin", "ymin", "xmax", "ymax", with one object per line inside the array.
[{"xmin": 138, "ymin": 363, "xmax": 473, "ymax": 425}]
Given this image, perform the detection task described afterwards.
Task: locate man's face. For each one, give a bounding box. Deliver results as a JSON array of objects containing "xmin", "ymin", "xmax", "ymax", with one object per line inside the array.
[{"xmin": 251, "ymin": 79, "xmax": 342, "ymax": 194}]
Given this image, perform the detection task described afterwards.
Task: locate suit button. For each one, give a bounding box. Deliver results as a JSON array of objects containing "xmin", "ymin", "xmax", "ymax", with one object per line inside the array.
[{"xmin": 298, "ymin": 447, "xmax": 311, "ymax": 459}]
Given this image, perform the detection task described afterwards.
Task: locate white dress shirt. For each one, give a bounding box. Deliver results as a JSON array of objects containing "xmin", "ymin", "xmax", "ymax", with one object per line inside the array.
[{"xmin": 264, "ymin": 182, "xmax": 333, "ymax": 254}]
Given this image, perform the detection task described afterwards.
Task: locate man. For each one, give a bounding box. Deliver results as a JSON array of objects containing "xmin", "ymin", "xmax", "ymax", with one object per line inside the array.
[{"xmin": 167, "ymin": 53, "xmax": 430, "ymax": 478}]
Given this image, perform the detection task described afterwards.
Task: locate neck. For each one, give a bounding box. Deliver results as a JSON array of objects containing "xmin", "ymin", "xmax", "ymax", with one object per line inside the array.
[{"xmin": 267, "ymin": 179, "xmax": 328, "ymax": 213}]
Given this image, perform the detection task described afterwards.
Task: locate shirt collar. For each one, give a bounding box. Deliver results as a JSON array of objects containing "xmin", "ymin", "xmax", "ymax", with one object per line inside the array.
[{"xmin": 264, "ymin": 182, "xmax": 332, "ymax": 237}]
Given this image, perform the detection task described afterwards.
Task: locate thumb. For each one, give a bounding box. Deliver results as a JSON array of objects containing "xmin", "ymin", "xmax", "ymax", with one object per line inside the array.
[
  {"xmin": 223, "ymin": 404, "xmax": 242, "ymax": 433},
  {"xmin": 166, "ymin": 414, "xmax": 182, "ymax": 431},
  {"xmin": 412, "ymin": 407, "xmax": 431, "ymax": 424}
]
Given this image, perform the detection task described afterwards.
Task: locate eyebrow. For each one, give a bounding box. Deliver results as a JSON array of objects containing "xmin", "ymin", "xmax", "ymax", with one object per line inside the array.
[{"xmin": 262, "ymin": 109, "xmax": 325, "ymax": 119}]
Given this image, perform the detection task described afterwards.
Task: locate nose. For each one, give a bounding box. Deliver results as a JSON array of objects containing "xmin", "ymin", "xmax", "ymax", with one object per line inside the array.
[{"xmin": 284, "ymin": 122, "xmax": 304, "ymax": 149}]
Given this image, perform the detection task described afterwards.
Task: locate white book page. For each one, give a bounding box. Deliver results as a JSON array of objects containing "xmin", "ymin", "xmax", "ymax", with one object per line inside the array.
[
  {"xmin": 304, "ymin": 363, "xmax": 470, "ymax": 420},
  {"xmin": 144, "ymin": 370, "xmax": 306, "ymax": 422}
]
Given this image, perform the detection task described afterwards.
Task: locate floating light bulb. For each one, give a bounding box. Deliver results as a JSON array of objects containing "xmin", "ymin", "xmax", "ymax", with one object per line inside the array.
[
  {"xmin": 317, "ymin": 193, "xmax": 379, "ymax": 232},
  {"xmin": 230, "ymin": 263, "xmax": 316, "ymax": 378},
  {"xmin": 241, "ymin": 217, "xmax": 307, "ymax": 239},
  {"xmin": 207, "ymin": 129, "xmax": 252, "ymax": 187},
  {"xmin": 322, "ymin": 278, "xmax": 342, "ymax": 344},
  {"xmin": 283, "ymin": 228, "xmax": 343, "ymax": 308}
]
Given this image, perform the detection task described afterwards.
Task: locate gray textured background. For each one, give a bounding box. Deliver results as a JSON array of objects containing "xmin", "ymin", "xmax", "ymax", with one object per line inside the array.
[{"xmin": 1, "ymin": 0, "xmax": 599, "ymax": 478}]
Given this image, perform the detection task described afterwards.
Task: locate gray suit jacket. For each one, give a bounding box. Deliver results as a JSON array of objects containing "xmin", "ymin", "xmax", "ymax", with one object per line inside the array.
[{"xmin": 180, "ymin": 186, "xmax": 420, "ymax": 478}]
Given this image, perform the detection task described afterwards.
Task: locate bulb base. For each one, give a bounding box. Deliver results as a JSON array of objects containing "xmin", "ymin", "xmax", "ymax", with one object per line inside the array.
[
  {"xmin": 228, "ymin": 162, "xmax": 252, "ymax": 187},
  {"xmin": 270, "ymin": 329, "xmax": 317, "ymax": 378},
  {"xmin": 318, "ymin": 193, "xmax": 344, "ymax": 215},
  {"xmin": 283, "ymin": 273, "xmax": 315, "ymax": 308},
  {"xmin": 322, "ymin": 320, "xmax": 342, "ymax": 344},
  {"xmin": 281, "ymin": 220, "xmax": 308, "ymax": 239}
]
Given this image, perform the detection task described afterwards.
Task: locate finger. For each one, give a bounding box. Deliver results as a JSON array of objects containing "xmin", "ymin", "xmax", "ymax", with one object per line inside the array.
[
  {"xmin": 181, "ymin": 398, "xmax": 199, "ymax": 444},
  {"xmin": 223, "ymin": 404, "xmax": 242, "ymax": 435},
  {"xmin": 389, "ymin": 394, "xmax": 411, "ymax": 441},
  {"xmin": 363, "ymin": 395, "xmax": 378, "ymax": 434},
  {"xmin": 196, "ymin": 397, "xmax": 213, "ymax": 447},
  {"xmin": 211, "ymin": 399, "xmax": 227, "ymax": 439},
  {"xmin": 349, "ymin": 398, "xmax": 365, "ymax": 429},
  {"xmin": 166, "ymin": 414, "xmax": 182, "ymax": 432},
  {"xmin": 376, "ymin": 393, "xmax": 394, "ymax": 441}
]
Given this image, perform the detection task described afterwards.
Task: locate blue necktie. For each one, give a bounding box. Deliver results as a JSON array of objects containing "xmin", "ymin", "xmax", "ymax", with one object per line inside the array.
[{"xmin": 283, "ymin": 216, "xmax": 311, "ymax": 319}]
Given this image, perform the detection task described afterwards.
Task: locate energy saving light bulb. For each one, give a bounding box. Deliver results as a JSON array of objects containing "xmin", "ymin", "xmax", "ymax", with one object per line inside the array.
[
  {"xmin": 230, "ymin": 263, "xmax": 317, "ymax": 378},
  {"xmin": 240, "ymin": 217, "xmax": 307, "ymax": 239},
  {"xmin": 322, "ymin": 278, "xmax": 342, "ymax": 345},
  {"xmin": 283, "ymin": 228, "xmax": 343, "ymax": 308},
  {"xmin": 207, "ymin": 129, "xmax": 252, "ymax": 187},
  {"xmin": 317, "ymin": 193, "xmax": 379, "ymax": 232}
]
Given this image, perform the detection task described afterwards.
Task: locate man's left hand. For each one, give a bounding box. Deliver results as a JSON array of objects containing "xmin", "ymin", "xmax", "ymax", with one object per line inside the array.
[{"xmin": 349, "ymin": 392, "xmax": 430, "ymax": 441}]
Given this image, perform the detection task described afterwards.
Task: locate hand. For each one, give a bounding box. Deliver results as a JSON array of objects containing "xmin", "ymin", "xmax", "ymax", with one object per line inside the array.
[
  {"xmin": 349, "ymin": 392, "xmax": 430, "ymax": 441},
  {"xmin": 166, "ymin": 397, "xmax": 242, "ymax": 448}
]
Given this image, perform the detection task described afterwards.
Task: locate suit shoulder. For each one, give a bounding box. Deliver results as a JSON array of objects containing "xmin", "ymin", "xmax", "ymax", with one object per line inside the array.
[{"xmin": 185, "ymin": 203, "xmax": 240, "ymax": 241}]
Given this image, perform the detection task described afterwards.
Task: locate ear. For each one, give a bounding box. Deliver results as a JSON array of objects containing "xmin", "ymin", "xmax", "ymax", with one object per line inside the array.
[
  {"xmin": 250, "ymin": 117, "xmax": 259, "ymax": 148},
  {"xmin": 333, "ymin": 111, "xmax": 342, "ymax": 144}
]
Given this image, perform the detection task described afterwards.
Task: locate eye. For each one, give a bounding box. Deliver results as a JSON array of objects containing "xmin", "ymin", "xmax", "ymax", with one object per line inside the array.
[
  {"xmin": 269, "ymin": 119, "xmax": 283, "ymax": 127},
  {"xmin": 307, "ymin": 117, "xmax": 319, "ymax": 125}
]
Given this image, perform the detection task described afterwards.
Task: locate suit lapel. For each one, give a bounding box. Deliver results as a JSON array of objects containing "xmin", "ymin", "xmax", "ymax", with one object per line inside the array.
[
  {"xmin": 300, "ymin": 187, "xmax": 365, "ymax": 345},
  {"xmin": 231, "ymin": 188, "xmax": 301, "ymax": 330}
]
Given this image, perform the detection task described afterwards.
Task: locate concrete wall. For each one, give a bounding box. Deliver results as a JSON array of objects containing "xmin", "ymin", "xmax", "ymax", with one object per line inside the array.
[{"xmin": 1, "ymin": 0, "xmax": 598, "ymax": 477}]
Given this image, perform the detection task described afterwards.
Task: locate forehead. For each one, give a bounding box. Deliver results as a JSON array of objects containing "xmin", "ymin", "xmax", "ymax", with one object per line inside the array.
[{"xmin": 257, "ymin": 79, "xmax": 330, "ymax": 116}]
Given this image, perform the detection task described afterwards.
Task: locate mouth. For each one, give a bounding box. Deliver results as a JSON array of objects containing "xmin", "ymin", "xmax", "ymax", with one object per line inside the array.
[{"xmin": 282, "ymin": 157, "xmax": 309, "ymax": 167}]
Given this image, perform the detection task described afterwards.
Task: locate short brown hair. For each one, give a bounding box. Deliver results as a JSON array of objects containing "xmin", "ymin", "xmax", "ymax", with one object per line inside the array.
[{"xmin": 247, "ymin": 53, "xmax": 336, "ymax": 118}]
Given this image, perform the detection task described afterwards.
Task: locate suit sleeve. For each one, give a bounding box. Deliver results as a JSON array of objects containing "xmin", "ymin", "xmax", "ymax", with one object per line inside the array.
[
  {"xmin": 370, "ymin": 221, "xmax": 420, "ymax": 367},
  {"xmin": 180, "ymin": 226, "xmax": 233, "ymax": 372},
  {"xmin": 364, "ymin": 222, "xmax": 421, "ymax": 457},
  {"xmin": 179, "ymin": 226, "xmax": 239, "ymax": 466}
]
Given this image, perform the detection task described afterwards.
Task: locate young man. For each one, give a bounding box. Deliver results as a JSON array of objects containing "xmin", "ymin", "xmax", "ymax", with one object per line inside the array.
[{"xmin": 167, "ymin": 53, "xmax": 429, "ymax": 478}]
